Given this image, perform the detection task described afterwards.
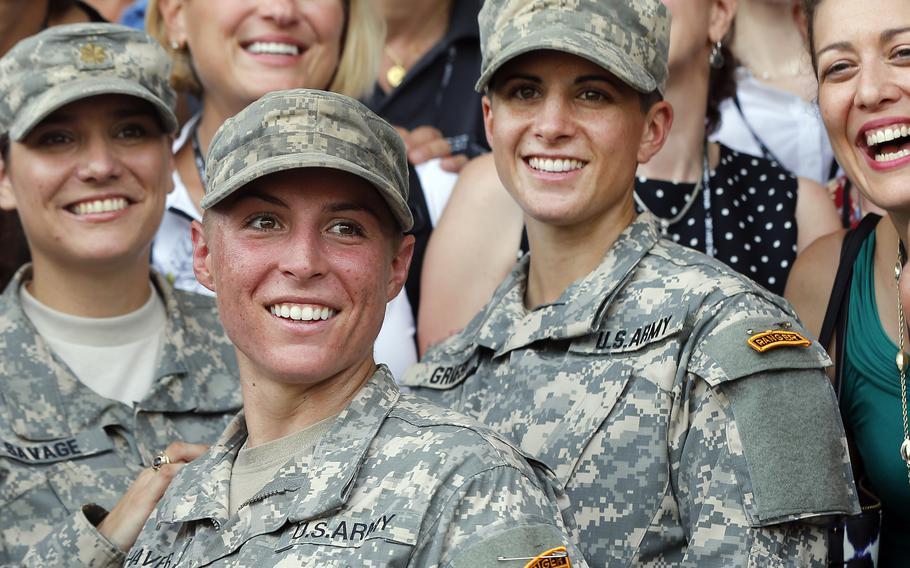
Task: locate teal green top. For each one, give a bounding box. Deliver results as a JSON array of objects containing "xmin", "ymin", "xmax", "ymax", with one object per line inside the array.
[{"xmin": 843, "ymin": 230, "xmax": 910, "ymax": 565}]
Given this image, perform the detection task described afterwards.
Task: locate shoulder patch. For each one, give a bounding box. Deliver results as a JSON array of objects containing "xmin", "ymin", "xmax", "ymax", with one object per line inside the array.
[
  {"xmin": 723, "ymin": 369, "xmax": 858, "ymax": 525},
  {"xmin": 747, "ymin": 329, "xmax": 811, "ymax": 353},
  {"xmin": 694, "ymin": 316, "xmax": 830, "ymax": 387},
  {"xmin": 520, "ymin": 546, "xmax": 571, "ymax": 567}
]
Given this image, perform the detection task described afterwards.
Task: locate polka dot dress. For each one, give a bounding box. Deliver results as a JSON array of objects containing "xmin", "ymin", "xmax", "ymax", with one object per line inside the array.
[{"xmin": 634, "ymin": 144, "xmax": 798, "ymax": 295}]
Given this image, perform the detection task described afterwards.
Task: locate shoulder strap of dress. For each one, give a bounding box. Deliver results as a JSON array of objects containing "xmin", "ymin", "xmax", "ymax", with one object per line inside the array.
[{"xmin": 819, "ymin": 213, "xmax": 881, "ymax": 398}]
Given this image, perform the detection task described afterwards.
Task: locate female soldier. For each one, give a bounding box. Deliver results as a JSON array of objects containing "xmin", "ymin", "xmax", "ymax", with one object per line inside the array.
[
  {"xmin": 0, "ymin": 24, "xmax": 239, "ymax": 564},
  {"xmin": 403, "ymin": 0, "xmax": 858, "ymax": 565},
  {"xmin": 417, "ymin": 0, "xmax": 840, "ymax": 352},
  {"xmin": 128, "ymin": 88, "xmax": 585, "ymax": 567},
  {"xmin": 785, "ymin": 0, "xmax": 910, "ymax": 563},
  {"xmin": 148, "ymin": 0, "xmax": 420, "ymax": 379}
]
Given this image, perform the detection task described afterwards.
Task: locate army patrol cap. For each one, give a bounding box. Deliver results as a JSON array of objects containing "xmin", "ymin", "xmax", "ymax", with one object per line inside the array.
[
  {"xmin": 476, "ymin": 0, "xmax": 671, "ymax": 95},
  {"xmin": 203, "ymin": 89, "xmax": 413, "ymax": 232},
  {"xmin": 0, "ymin": 23, "xmax": 177, "ymax": 141}
]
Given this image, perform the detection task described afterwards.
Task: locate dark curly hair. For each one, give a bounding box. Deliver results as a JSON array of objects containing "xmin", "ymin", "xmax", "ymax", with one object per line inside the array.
[{"xmin": 707, "ymin": 39, "xmax": 738, "ymax": 135}]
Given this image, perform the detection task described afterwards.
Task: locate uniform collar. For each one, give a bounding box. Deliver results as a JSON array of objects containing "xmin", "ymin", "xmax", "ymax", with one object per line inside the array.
[
  {"xmin": 158, "ymin": 366, "xmax": 400, "ymax": 537},
  {"xmin": 133, "ymin": 272, "xmax": 240, "ymax": 414},
  {"xmin": 0, "ymin": 266, "xmax": 237, "ymax": 441},
  {"xmin": 0, "ymin": 265, "xmax": 117, "ymax": 440},
  {"xmin": 474, "ymin": 214, "xmax": 661, "ymax": 356}
]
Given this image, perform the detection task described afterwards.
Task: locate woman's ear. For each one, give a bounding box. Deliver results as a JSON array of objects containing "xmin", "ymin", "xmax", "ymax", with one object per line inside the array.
[
  {"xmin": 0, "ymin": 157, "xmax": 18, "ymax": 212},
  {"xmin": 637, "ymin": 100, "xmax": 674, "ymax": 165},
  {"xmin": 156, "ymin": 0, "xmax": 189, "ymax": 48},
  {"xmin": 708, "ymin": 0, "xmax": 737, "ymax": 45}
]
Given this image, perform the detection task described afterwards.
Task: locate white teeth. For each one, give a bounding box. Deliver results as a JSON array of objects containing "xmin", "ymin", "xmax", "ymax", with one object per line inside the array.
[
  {"xmin": 865, "ymin": 123, "xmax": 910, "ymax": 147},
  {"xmin": 246, "ymin": 41, "xmax": 299, "ymax": 56},
  {"xmin": 269, "ymin": 303, "xmax": 336, "ymax": 322},
  {"xmin": 874, "ymin": 147, "xmax": 910, "ymax": 162},
  {"xmin": 527, "ymin": 157, "xmax": 587, "ymax": 173},
  {"xmin": 72, "ymin": 197, "xmax": 128, "ymax": 215}
]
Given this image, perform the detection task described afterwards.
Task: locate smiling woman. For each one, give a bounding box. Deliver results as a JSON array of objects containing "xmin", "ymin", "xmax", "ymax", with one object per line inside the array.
[
  {"xmin": 0, "ymin": 23, "xmax": 241, "ymax": 566},
  {"xmin": 122, "ymin": 88, "xmax": 587, "ymax": 567},
  {"xmin": 145, "ymin": 0, "xmax": 382, "ymax": 295},
  {"xmin": 784, "ymin": 0, "xmax": 910, "ymax": 564}
]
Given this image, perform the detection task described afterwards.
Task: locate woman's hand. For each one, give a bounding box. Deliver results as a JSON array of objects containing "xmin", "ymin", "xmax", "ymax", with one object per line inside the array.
[
  {"xmin": 97, "ymin": 441, "xmax": 208, "ymax": 551},
  {"xmin": 396, "ymin": 125, "xmax": 469, "ymax": 173}
]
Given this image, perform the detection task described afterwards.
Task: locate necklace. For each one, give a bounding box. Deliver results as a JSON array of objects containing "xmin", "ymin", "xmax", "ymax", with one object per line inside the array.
[
  {"xmin": 385, "ymin": 46, "xmax": 407, "ymax": 89},
  {"xmin": 895, "ymin": 242, "xmax": 910, "ymax": 484},
  {"xmin": 191, "ymin": 118, "xmax": 206, "ymax": 185},
  {"xmin": 634, "ymin": 141, "xmax": 714, "ymax": 255}
]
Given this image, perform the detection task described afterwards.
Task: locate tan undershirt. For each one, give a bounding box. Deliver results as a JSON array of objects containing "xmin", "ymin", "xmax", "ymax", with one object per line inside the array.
[{"xmin": 229, "ymin": 416, "xmax": 336, "ymax": 516}]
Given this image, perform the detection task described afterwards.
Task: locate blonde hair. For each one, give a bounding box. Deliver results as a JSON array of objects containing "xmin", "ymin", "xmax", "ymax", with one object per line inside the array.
[{"xmin": 145, "ymin": 0, "xmax": 382, "ymax": 100}]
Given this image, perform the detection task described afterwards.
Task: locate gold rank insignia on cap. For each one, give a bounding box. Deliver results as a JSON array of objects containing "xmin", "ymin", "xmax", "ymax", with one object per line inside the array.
[
  {"xmin": 497, "ymin": 546, "xmax": 571, "ymax": 568},
  {"xmin": 747, "ymin": 329, "xmax": 811, "ymax": 353},
  {"xmin": 78, "ymin": 43, "xmax": 112, "ymax": 68}
]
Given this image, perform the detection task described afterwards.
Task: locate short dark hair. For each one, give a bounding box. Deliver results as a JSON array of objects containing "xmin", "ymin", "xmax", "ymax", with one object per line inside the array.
[{"xmin": 639, "ymin": 90, "xmax": 663, "ymax": 113}]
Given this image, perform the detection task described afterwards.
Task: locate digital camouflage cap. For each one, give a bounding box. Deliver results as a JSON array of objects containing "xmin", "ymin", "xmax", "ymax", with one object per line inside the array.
[
  {"xmin": 476, "ymin": 0, "xmax": 671, "ymax": 95},
  {"xmin": 0, "ymin": 23, "xmax": 177, "ymax": 141},
  {"xmin": 203, "ymin": 89, "xmax": 413, "ymax": 232}
]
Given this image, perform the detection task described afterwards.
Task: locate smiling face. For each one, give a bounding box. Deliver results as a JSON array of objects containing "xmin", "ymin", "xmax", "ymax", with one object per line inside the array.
[
  {"xmin": 193, "ymin": 168, "xmax": 413, "ymax": 387},
  {"xmin": 0, "ymin": 94, "xmax": 173, "ymax": 272},
  {"xmin": 812, "ymin": 0, "xmax": 910, "ymax": 211},
  {"xmin": 168, "ymin": 0, "xmax": 345, "ymax": 112},
  {"xmin": 482, "ymin": 50, "xmax": 670, "ymax": 229}
]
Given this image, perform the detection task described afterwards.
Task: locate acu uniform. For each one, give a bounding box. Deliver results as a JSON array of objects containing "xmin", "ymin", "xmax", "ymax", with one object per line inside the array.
[
  {"xmin": 0, "ymin": 268, "xmax": 241, "ymax": 566},
  {"xmin": 404, "ymin": 214, "xmax": 860, "ymax": 566},
  {"xmin": 128, "ymin": 367, "xmax": 584, "ymax": 568}
]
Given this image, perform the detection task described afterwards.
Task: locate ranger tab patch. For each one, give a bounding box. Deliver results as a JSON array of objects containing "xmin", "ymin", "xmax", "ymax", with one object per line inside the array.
[
  {"xmin": 518, "ymin": 546, "xmax": 570, "ymax": 568},
  {"xmin": 747, "ymin": 329, "xmax": 811, "ymax": 353}
]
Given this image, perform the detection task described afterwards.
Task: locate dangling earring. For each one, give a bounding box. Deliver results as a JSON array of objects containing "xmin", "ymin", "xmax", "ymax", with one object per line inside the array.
[{"xmin": 709, "ymin": 41, "xmax": 724, "ymax": 69}]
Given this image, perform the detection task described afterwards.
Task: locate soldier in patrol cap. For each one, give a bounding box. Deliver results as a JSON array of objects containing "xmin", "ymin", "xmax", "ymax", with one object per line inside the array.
[
  {"xmin": 126, "ymin": 88, "xmax": 586, "ymax": 567},
  {"xmin": 0, "ymin": 23, "xmax": 241, "ymax": 565},
  {"xmin": 402, "ymin": 0, "xmax": 860, "ymax": 565}
]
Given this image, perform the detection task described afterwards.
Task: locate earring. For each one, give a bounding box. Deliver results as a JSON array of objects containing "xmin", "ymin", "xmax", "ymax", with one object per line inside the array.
[
  {"xmin": 709, "ymin": 41, "xmax": 724, "ymax": 69},
  {"xmin": 170, "ymin": 39, "xmax": 181, "ymax": 51}
]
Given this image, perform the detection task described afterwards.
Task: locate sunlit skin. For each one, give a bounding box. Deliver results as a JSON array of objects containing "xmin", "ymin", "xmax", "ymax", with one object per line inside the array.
[
  {"xmin": 481, "ymin": 51, "xmax": 671, "ymax": 306},
  {"xmin": 814, "ymin": 0, "xmax": 910, "ymax": 228},
  {"xmin": 161, "ymin": 0, "xmax": 345, "ymax": 121},
  {"xmin": 192, "ymin": 169, "xmax": 413, "ymax": 440},
  {"xmin": 0, "ymin": 95, "xmax": 172, "ymax": 290},
  {"xmin": 482, "ymin": 51, "xmax": 671, "ymax": 231}
]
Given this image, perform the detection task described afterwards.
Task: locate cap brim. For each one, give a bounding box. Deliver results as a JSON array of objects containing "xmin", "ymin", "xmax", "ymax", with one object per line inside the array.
[
  {"xmin": 476, "ymin": 30, "xmax": 658, "ymax": 95},
  {"xmin": 10, "ymin": 77, "xmax": 178, "ymax": 141},
  {"xmin": 200, "ymin": 153, "xmax": 414, "ymax": 232}
]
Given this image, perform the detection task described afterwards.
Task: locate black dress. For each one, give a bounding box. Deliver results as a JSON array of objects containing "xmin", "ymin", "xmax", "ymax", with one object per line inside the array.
[{"xmin": 634, "ymin": 144, "xmax": 798, "ymax": 295}]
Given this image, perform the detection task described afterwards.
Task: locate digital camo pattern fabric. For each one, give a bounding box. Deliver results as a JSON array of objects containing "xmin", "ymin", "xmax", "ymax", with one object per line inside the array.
[
  {"xmin": 0, "ymin": 266, "xmax": 241, "ymax": 566},
  {"xmin": 475, "ymin": 0, "xmax": 670, "ymax": 94},
  {"xmin": 403, "ymin": 213, "xmax": 860, "ymax": 567},
  {"xmin": 202, "ymin": 89, "xmax": 413, "ymax": 231},
  {"xmin": 129, "ymin": 367, "xmax": 587, "ymax": 568},
  {"xmin": 0, "ymin": 23, "xmax": 177, "ymax": 140}
]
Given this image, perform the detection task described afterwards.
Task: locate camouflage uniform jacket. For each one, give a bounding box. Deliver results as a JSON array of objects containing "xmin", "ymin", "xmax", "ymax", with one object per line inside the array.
[
  {"xmin": 403, "ymin": 214, "xmax": 860, "ymax": 567},
  {"xmin": 128, "ymin": 366, "xmax": 587, "ymax": 568},
  {"xmin": 0, "ymin": 266, "xmax": 242, "ymax": 567}
]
